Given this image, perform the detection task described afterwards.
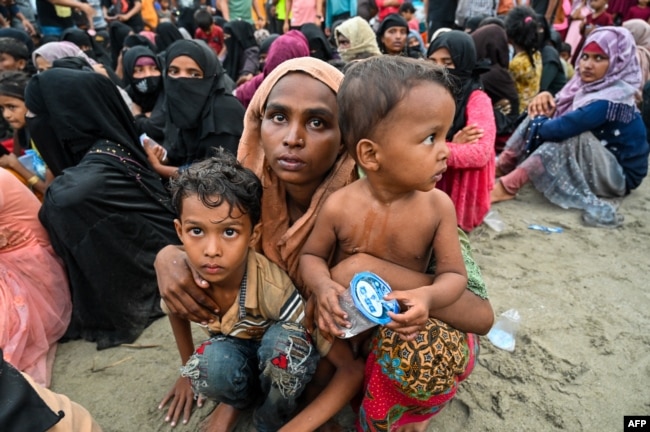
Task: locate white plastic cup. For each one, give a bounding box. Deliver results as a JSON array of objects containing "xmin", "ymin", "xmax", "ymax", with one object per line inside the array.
[
  {"xmin": 487, "ymin": 309, "xmax": 521, "ymax": 352},
  {"xmin": 337, "ymin": 272, "xmax": 399, "ymax": 339}
]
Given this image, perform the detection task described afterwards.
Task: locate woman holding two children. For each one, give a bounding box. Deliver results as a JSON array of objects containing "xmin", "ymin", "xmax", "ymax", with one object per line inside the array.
[
  {"xmin": 492, "ymin": 27, "xmax": 649, "ymax": 227},
  {"xmin": 156, "ymin": 56, "xmax": 493, "ymax": 430}
]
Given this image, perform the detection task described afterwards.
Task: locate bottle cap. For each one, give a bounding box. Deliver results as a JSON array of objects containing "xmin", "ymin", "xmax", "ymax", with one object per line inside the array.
[{"xmin": 350, "ymin": 272, "xmax": 399, "ymax": 325}]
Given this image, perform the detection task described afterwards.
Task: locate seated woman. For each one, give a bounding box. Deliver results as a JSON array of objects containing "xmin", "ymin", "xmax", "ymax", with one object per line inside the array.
[
  {"xmin": 145, "ymin": 39, "xmax": 245, "ymax": 178},
  {"xmin": 222, "ymin": 21, "xmax": 259, "ymax": 86},
  {"xmin": 427, "ymin": 30, "xmax": 497, "ymax": 232},
  {"xmin": 492, "ymin": 27, "xmax": 649, "ymax": 228},
  {"xmin": 472, "ymin": 23, "xmax": 520, "ymax": 153},
  {"xmin": 376, "ymin": 14, "xmax": 409, "ymax": 56},
  {"xmin": 0, "ymin": 168, "xmax": 71, "ymax": 387},
  {"xmin": 122, "ymin": 45, "xmax": 166, "ymax": 143},
  {"xmin": 25, "ymin": 68, "xmax": 178, "ymax": 349},
  {"xmin": 538, "ymin": 16, "xmax": 568, "ymax": 96}
]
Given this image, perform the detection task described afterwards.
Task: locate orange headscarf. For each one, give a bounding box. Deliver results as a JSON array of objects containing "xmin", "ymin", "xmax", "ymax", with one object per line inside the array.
[{"xmin": 237, "ymin": 57, "xmax": 357, "ymax": 288}]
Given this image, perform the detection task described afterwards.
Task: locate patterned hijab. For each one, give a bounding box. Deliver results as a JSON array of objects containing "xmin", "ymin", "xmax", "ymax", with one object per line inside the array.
[
  {"xmin": 335, "ymin": 16, "xmax": 381, "ymax": 62},
  {"xmin": 554, "ymin": 27, "xmax": 641, "ymax": 119},
  {"xmin": 238, "ymin": 57, "xmax": 357, "ymax": 285}
]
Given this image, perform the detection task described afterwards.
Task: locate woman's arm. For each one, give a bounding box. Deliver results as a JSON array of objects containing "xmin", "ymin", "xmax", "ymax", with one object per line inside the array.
[
  {"xmin": 537, "ymin": 100, "xmax": 611, "ymax": 142},
  {"xmin": 446, "ymin": 91, "xmax": 497, "ymax": 169}
]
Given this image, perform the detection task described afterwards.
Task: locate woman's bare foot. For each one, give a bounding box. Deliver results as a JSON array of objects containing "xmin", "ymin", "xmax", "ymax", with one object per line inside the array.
[
  {"xmin": 490, "ymin": 180, "xmax": 516, "ymax": 203},
  {"xmin": 199, "ymin": 403, "xmax": 240, "ymax": 432},
  {"xmin": 395, "ymin": 418, "xmax": 431, "ymax": 432}
]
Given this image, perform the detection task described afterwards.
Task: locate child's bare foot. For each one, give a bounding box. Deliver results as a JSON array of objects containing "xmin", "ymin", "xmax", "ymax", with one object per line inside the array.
[
  {"xmin": 395, "ymin": 418, "xmax": 431, "ymax": 432},
  {"xmin": 199, "ymin": 403, "xmax": 240, "ymax": 432},
  {"xmin": 490, "ymin": 180, "xmax": 516, "ymax": 203}
]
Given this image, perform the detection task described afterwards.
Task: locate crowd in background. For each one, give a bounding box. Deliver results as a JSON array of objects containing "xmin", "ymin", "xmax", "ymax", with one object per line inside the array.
[{"xmin": 1, "ymin": 0, "xmax": 649, "ymax": 430}]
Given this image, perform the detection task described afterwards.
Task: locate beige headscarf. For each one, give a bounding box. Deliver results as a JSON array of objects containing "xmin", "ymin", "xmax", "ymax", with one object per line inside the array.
[
  {"xmin": 335, "ymin": 17, "xmax": 382, "ymax": 63},
  {"xmin": 622, "ymin": 19, "xmax": 650, "ymax": 103},
  {"xmin": 237, "ymin": 57, "xmax": 357, "ymax": 287}
]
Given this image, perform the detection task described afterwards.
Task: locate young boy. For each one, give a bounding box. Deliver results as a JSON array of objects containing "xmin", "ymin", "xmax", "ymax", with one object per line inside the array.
[
  {"xmin": 559, "ymin": 42, "xmax": 574, "ymax": 80},
  {"xmin": 300, "ymin": 56, "xmax": 476, "ymax": 431},
  {"xmin": 193, "ymin": 8, "xmax": 224, "ymax": 57},
  {"xmin": 160, "ymin": 151, "xmax": 363, "ymax": 432},
  {"xmin": 0, "ymin": 37, "xmax": 29, "ymax": 72}
]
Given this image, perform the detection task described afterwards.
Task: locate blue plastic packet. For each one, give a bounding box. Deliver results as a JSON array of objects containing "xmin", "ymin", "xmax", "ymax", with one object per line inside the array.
[{"xmin": 528, "ymin": 224, "xmax": 563, "ymax": 233}]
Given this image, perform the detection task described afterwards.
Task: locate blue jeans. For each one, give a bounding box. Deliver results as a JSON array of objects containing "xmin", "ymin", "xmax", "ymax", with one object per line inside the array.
[{"xmin": 180, "ymin": 322, "xmax": 319, "ymax": 432}]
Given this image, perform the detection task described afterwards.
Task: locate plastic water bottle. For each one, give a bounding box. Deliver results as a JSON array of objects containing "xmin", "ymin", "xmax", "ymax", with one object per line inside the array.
[
  {"xmin": 487, "ymin": 309, "xmax": 521, "ymax": 352},
  {"xmin": 18, "ymin": 149, "xmax": 46, "ymax": 180},
  {"xmin": 337, "ymin": 272, "xmax": 399, "ymax": 339}
]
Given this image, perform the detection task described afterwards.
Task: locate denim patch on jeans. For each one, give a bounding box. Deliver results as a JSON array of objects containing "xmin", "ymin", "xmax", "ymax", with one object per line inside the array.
[{"xmin": 180, "ymin": 322, "xmax": 319, "ymax": 432}]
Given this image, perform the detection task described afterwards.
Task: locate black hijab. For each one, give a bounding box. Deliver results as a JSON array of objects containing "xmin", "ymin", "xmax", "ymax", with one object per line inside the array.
[
  {"xmin": 377, "ymin": 14, "xmax": 409, "ymax": 55},
  {"xmin": 223, "ymin": 20, "xmax": 258, "ymax": 81},
  {"xmin": 164, "ymin": 40, "xmax": 245, "ymax": 164},
  {"xmin": 124, "ymin": 34, "xmax": 157, "ymax": 52},
  {"xmin": 428, "ymin": 30, "xmax": 484, "ymax": 140},
  {"xmin": 155, "ymin": 22, "xmax": 184, "ymax": 52},
  {"xmin": 471, "ymin": 24, "xmax": 519, "ymax": 111},
  {"xmin": 24, "ymin": 68, "xmax": 144, "ymax": 176},
  {"xmin": 61, "ymin": 28, "xmax": 114, "ymax": 73},
  {"xmin": 300, "ymin": 23, "xmax": 334, "ymax": 61},
  {"xmin": 123, "ymin": 46, "xmax": 163, "ymax": 112},
  {"xmin": 109, "ymin": 21, "xmax": 133, "ymax": 70}
]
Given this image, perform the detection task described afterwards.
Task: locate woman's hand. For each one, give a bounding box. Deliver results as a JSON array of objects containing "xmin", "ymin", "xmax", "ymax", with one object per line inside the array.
[
  {"xmin": 452, "ymin": 124, "xmax": 484, "ymax": 144},
  {"xmin": 158, "ymin": 377, "xmax": 204, "ymax": 427},
  {"xmin": 528, "ymin": 91, "xmax": 556, "ymax": 118},
  {"xmin": 154, "ymin": 245, "xmax": 220, "ymax": 325}
]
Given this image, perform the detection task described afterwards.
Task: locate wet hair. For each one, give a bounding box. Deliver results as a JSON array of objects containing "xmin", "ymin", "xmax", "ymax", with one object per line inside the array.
[
  {"xmin": 194, "ymin": 9, "xmax": 213, "ymax": 33},
  {"xmin": 338, "ymin": 56, "xmax": 454, "ymax": 158},
  {"xmin": 0, "ymin": 37, "xmax": 29, "ymax": 61},
  {"xmin": 169, "ymin": 149, "xmax": 262, "ymax": 227},
  {"xmin": 0, "ymin": 70, "xmax": 29, "ymax": 99},
  {"xmin": 399, "ymin": 2, "xmax": 415, "ymax": 14},
  {"xmin": 505, "ymin": 6, "xmax": 540, "ymax": 66}
]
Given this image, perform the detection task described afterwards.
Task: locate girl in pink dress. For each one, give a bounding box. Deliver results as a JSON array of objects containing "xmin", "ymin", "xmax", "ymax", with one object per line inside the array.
[{"xmin": 0, "ymin": 168, "xmax": 71, "ymax": 387}]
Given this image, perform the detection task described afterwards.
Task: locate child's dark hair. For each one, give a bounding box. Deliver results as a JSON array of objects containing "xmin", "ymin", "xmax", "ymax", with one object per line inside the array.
[
  {"xmin": 194, "ymin": 8, "xmax": 214, "ymax": 33},
  {"xmin": 0, "ymin": 37, "xmax": 29, "ymax": 61},
  {"xmin": 560, "ymin": 42, "xmax": 572, "ymax": 56},
  {"xmin": 169, "ymin": 149, "xmax": 262, "ymax": 227},
  {"xmin": 0, "ymin": 70, "xmax": 29, "ymax": 100},
  {"xmin": 399, "ymin": 2, "xmax": 415, "ymax": 14},
  {"xmin": 505, "ymin": 6, "xmax": 540, "ymax": 66},
  {"xmin": 338, "ymin": 56, "xmax": 454, "ymax": 159}
]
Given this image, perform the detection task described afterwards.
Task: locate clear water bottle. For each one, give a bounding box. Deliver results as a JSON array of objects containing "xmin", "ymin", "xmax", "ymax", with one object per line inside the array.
[
  {"xmin": 337, "ymin": 272, "xmax": 399, "ymax": 339},
  {"xmin": 487, "ymin": 309, "xmax": 521, "ymax": 352}
]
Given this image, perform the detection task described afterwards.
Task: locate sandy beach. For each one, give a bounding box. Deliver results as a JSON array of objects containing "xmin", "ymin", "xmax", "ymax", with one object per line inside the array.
[{"xmin": 50, "ymin": 178, "xmax": 650, "ymax": 431}]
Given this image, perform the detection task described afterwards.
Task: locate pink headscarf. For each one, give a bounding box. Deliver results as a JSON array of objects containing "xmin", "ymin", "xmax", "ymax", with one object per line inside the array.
[
  {"xmin": 32, "ymin": 41, "xmax": 98, "ymax": 67},
  {"xmin": 235, "ymin": 31, "xmax": 309, "ymax": 108},
  {"xmin": 554, "ymin": 27, "xmax": 641, "ymax": 120}
]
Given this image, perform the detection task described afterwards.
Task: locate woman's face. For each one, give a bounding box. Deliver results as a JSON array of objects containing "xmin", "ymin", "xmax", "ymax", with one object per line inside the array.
[
  {"xmin": 133, "ymin": 58, "xmax": 161, "ymax": 79},
  {"xmin": 428, "ymin": 47, "xmax": 455, "ymax": 69},
  {"xmin": 337, "ymin": 34, "xmax": 351, "ymax": 50},
  {"xmin": 0, "ymin": 94, "xmax": 26, "ymax": 129},
  {"xmin": 167, "ymin": 55, "xmax": 203, "ymax": 78},
  {"xmin": 35, "ymin": 55, "xmax": 51, "ymax": 73},
  {"xmin": 260, "ymin": 73, "xmax": 342, "ymax": 194},
  {"xmin": 381, "ymin": 26, "xmax": 407, "ymax": 54},
  {"xmin": 578, "ymin": 51, "xmax": 610, "ymax": 83}
]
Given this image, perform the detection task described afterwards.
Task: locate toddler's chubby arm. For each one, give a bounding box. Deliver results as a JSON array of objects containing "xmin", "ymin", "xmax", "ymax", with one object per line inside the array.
[
  {"xmin": 279, "ymin": 339, "xmax": 364, "ymax": 432},
  {"xmin": 300, "ymin": 199, "xmax": 350, "ymax": 338},
  {"xmin": 384, "ymin": 193, "xmax": 467, "ymax": 337}
]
